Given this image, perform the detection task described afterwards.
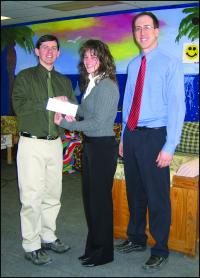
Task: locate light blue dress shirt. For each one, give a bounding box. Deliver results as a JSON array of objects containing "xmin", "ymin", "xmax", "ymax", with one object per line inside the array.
[{"xmin": 122, "ymin": 46, "xmax": 186, "ymax": 154}]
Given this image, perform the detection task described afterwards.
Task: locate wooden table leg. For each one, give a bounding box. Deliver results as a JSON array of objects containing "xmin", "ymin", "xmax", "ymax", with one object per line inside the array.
[{"xmin": 7, "ymin": 147, "xmax": 13, "ymax": 164}]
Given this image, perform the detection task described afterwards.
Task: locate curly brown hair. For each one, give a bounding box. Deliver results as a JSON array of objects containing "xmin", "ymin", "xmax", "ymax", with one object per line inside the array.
[{"xmin": 78, "ymin": 39, "xmax": 117, "ymax": 92}]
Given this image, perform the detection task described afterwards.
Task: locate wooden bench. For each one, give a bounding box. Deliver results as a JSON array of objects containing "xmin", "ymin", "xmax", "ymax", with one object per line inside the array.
[{"xmin": 112, "ymin": 174, "xmax": 199, "ymax": 256}]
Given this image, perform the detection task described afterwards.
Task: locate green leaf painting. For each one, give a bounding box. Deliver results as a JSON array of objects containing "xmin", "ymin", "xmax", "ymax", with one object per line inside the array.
[{"xmin": 176, "ymin": 6, "xmax": 199, "ymax": 42}]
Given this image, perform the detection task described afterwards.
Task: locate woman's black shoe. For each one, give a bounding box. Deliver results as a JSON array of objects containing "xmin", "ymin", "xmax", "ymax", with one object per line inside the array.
[
  {"xmin": 81, "ymin": 258, "xmax": 113, "ymax": 267},
  {"xmin": 78, "ymin": 254, "xmax": 90, "ymax": 262}
]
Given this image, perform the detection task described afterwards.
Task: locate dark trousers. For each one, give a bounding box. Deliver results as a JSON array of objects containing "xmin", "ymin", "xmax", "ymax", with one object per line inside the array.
[
  {"xmin": 81, "ymin": 136, "xmax": 118, "ymax": 263},
  {"xmin": 123, "ymin": 126, "xmax": 171, "ymax": 258}
]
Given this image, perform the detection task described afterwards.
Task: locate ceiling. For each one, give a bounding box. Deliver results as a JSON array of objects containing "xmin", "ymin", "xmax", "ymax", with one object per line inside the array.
[{"xmin": 1, "ymin": 0, "xmax": 198, "ymax": 26}]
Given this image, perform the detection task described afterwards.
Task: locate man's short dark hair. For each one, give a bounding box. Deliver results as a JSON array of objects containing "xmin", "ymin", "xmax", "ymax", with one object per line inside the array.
[
  {"xmin": 35, "ymin": 34, "xmax": 60, "ymax": 50},
  {"xmin": 132, "ymin": 12, "xmax": 159, "ymax": 30}
]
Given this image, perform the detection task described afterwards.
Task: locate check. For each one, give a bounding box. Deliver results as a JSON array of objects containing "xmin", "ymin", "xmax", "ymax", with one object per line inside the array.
[{"xmin": 46, "ymin": 98, "xmax": 78, "ymax": 117}]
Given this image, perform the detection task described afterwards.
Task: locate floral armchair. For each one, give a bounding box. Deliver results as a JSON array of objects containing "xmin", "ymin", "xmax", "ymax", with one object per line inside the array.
[
  {"xmin": 1, "ymin": 116, "xmax": 19, "ymax": 164},
  {"xmin": 1, "ymin": 116, "xmax": 18, "ymax": 139}
]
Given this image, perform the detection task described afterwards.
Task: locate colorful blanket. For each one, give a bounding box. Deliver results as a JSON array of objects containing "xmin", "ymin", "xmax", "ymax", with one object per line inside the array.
[{"xmin": 62, "ymin": 131, "xmax": 81, "ymax": 174}]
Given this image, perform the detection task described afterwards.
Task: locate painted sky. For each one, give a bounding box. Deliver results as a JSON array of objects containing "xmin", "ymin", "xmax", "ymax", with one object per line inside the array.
[{"xmin": 15, "ymin": 7, "xmax": 199, "ymax": 74}]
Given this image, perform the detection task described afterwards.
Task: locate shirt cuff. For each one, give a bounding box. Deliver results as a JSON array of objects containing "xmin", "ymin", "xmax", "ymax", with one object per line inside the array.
[{"xmin": 162, "ymin": 142, "xmax": 177, "ymax": 155}]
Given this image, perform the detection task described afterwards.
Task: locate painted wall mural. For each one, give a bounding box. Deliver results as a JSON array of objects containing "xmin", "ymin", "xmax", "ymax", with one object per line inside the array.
[
  {"xmin": 184, "ymin": 75, "xmax": 199, "ymax": 121},
  {"xmin": 15, "ymin": 7, "xmax": 199, "ymax": 75},
  {"xmin": 1, "ymin": 5, "xmax": 199, "ymax": 117}
]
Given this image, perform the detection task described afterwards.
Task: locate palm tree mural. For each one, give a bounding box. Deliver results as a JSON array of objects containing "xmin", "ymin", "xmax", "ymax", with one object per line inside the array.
[
  {"xmin": 175, "ymin": 6, "xmax": 199, "ymax": 42},
  {"xmin": 1, "ymin": 26, "xmax": 35, "ymax": 114}
]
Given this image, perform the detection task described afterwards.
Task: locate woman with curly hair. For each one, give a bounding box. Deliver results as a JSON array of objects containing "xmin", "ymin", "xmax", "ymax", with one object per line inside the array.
[{"xmin": 54, "ymin": 39, "xmax": 119, "ymax": 266}]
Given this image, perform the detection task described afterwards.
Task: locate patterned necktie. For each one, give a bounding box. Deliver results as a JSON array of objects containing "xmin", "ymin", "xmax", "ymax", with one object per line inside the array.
[
  {"xmin": 47, "ymin": 71, "xmax": 58, "ymax": 136},
  {"xmin": 127, "ymin": 55, "xmax": 146, "ymax": 131}
]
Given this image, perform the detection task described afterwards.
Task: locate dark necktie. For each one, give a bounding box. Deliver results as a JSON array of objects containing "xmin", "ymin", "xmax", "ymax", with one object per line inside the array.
[
  {"xmin": 127, "ymin": 55, "xmax": 146, "ymax": 131},
  {"xmin": 47, "ymin": 71, "xmax": 58, "ymax": 136}
]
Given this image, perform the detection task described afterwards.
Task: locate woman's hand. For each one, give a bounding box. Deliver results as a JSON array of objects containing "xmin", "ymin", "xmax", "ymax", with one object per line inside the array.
[
  {"xmin": 54, "ymin": 112, "xmax": 63, "ymax": 125},
  {"xmin": 53, "ymin": 96, "xmax": 68, "ymax": 102},
  {"xmin": 65, "ymin": 115, "xmax": 76, "ymax": 122}
]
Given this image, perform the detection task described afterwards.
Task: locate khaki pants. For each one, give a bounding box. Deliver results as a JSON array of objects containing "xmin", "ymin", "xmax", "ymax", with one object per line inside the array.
[{"xmin": 17, "ymin": 136, "xmax": 63, "ymax": 252}]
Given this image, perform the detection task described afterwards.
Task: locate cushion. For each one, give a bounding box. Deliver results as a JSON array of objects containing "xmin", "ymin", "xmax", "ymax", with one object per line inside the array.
[
  {"xmin": 176, "ymin": 122, "xmax": 199, "ymax": 154},
  {"xmin": 176, "ymin": 158, "xmax": 199, "ymax": 178},
  {"xmin": 114, "ymin": 158, "xmax": 125, "ymax": 180},
  {"xmin": 169, "ymin": 152, "xmax": 198, "ymax": 181},
  {"xmin": 1, "ymin": 116, "xmax": 18, "ymax": 135}
]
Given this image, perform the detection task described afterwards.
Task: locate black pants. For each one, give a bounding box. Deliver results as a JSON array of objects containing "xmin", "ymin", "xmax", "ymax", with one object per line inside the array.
[
  {"xmin": 81, "ymin": 136, "xmax": 118, "ymax": 263},
  {"xmin": 123, "ymin": 126, "xmax": 171, "ymax": 258}
]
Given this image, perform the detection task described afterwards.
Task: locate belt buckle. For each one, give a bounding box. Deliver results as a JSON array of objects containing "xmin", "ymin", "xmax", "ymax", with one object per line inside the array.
[{"xmin": 47, "ymin": 135, "xmax": 53, "ymax": 140}]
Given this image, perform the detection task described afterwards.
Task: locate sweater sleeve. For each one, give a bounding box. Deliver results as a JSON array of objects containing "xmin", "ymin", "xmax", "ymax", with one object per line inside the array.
[{"xmin": 59, "ymin": 79, "xmax": 119, "ymax": 132}]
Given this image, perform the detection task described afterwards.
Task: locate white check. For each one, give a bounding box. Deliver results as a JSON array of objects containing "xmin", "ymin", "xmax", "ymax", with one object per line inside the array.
[{"xmin": 46, "ymin": 98, "xmax": 78, "ymax": 117}]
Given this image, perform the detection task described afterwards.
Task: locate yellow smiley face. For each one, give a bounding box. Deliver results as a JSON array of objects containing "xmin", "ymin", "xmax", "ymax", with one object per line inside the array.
[{"xmin": 185, "ymin": 44, "xmax": 198, "ymax": 60}]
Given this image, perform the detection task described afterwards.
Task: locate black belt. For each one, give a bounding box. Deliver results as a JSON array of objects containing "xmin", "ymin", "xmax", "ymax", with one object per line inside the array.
[
  {"xmin": 19, "ymin": 132, "xmax": 58, "ymax": 140},
  {"xmin": 134, "ymin": 126, "xmax": 165, "ymax": 131}
]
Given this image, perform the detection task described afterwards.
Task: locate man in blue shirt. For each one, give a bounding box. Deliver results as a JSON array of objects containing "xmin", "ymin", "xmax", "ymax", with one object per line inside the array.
[{"xmin": 116, "ymin": 12, "xmax": 185, "ymax": 271}]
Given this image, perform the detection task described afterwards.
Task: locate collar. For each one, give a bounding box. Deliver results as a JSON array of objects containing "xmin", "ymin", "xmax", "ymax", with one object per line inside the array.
[
  {"xmin": 88, "ymin": 73, "xmax": 100, "ymax": 82},
  {"xmin": 141, "ymin": 46, "xmax": 160, "ymax": 62},
  {"xmin": 88, "ymin": 72, "xmax": 106, "ymax": 85},
  {"xmin": 37, "ymin": 63, "xmax": 56, "ymax": 77}
]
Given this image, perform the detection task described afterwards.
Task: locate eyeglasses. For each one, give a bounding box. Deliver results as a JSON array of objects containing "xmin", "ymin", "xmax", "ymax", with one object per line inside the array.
[{"xmin": 134, "ymin": 25, "xmax": 155, "ymax": 32}]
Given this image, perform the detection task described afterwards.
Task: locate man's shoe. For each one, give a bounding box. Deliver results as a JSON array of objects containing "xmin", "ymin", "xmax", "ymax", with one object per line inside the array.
[
  {"xmin": 115, "ymin": 240, "xmax": 146, "ymax": 253},
  {"xmin": 41, "ymin": 239, "xmax": 71, "ymax": 253},
  {"xmin": 24, "ymin": 248, "xmax": 52, "ymax": 265},
  {"xmin": 115, "ymin": 240, "xmax": 130, "ymax": 249},
  {"xmin": 142, "ymin": 255, "xmax": 168, "ymax": 272}
]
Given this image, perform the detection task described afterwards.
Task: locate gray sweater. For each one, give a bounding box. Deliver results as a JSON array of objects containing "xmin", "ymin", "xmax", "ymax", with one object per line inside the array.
[{"xmin": 60, "ymin": 78, "xmax": 119, "ymax": 137}]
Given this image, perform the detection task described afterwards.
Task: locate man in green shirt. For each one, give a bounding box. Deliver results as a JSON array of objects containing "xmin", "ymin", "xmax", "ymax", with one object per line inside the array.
[{"xmin": 12, "ymin": 34, "xmax": 76, "ymax": 265}]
